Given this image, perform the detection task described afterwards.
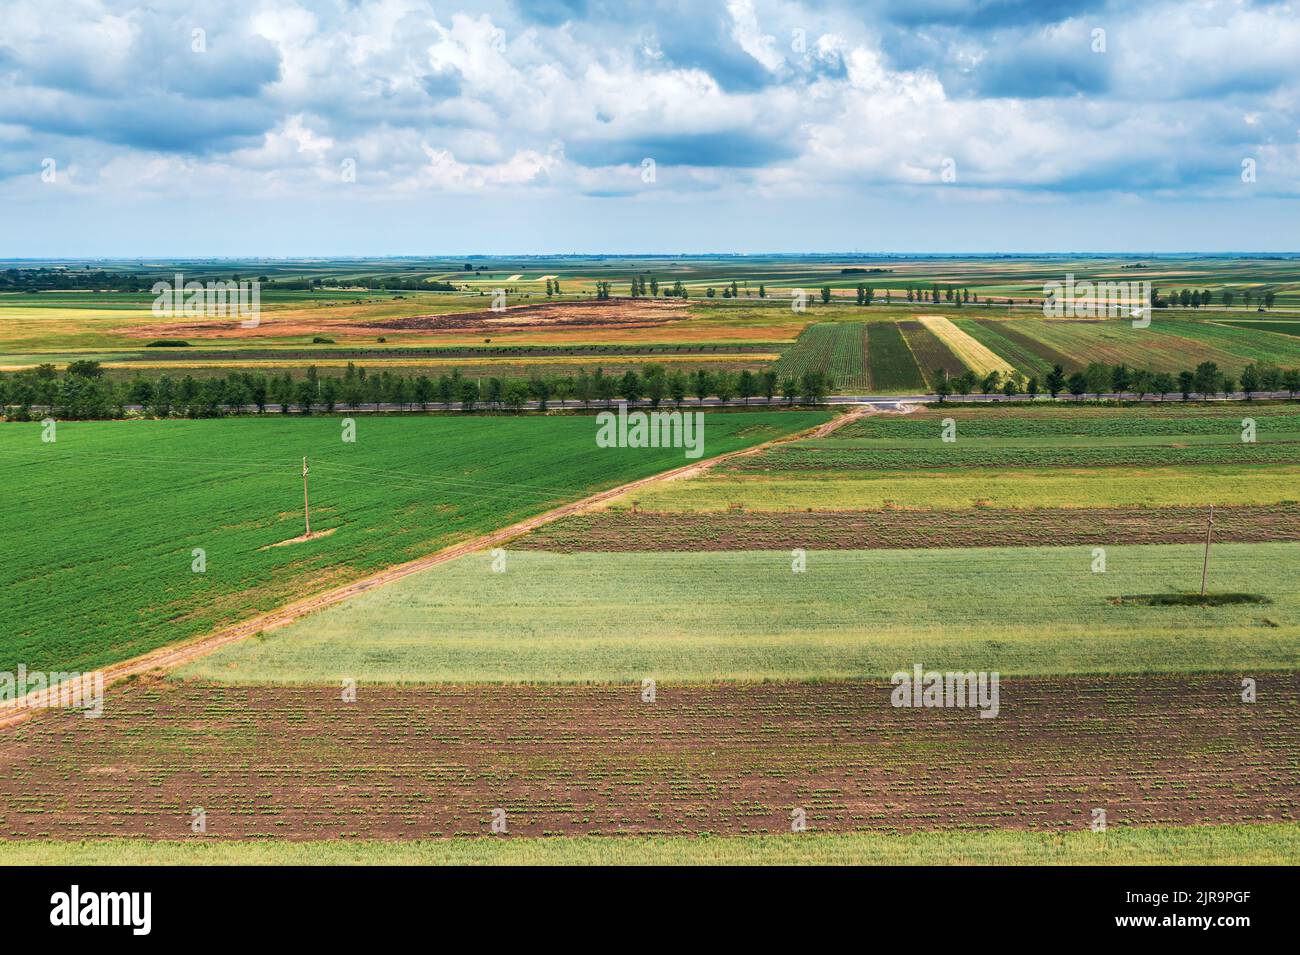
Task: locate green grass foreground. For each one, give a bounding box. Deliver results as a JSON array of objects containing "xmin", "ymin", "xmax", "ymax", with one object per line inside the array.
[
  {"xmin": 182, "ymin": 543, "xmax": 1300, "ymax": 683},
  {"xmin": 0, "ymin": 411, "xmax": 828, "ymax": 673},
  {"xmin": 5, "ymin": 825, "xmax": 1296, "ymax": 866}
]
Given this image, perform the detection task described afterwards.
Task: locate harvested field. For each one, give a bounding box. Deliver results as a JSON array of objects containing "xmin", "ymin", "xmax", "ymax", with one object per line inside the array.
[
  {"xmin": 1, "ymin": 674, "xmax": 1295, "ymax": 839},
  {"xmin": 125, "ymin": 298, "xmax": 691, "ymax": 342},
  {"xmin": 916, "ymin": 315, "xmax": 1015, "ymax": 376},
  {"xmin": 359, "ymin": 298, "xmax": 689, "ymax": 333},
  {"xmin": 516, "ymin": 504, "xmax": 1300, "ymax": 552},
  {"xmin": 898, "ymin": 320, "xmax": 966, "ymax": 384}
]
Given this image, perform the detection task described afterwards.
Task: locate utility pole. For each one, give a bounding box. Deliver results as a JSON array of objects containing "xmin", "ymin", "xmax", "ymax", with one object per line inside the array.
[
  {"xmin": 302, "ymin": 456, "xmax": 311, "ymax": 538},
  {"xmin": 1200, "ymin": 504, "xmax": 1214, "ymax": 596}
]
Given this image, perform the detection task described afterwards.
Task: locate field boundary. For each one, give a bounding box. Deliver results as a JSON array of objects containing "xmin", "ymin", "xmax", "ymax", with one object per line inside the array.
[{"xmin": 0, "ymin": 409, "xmax": 860, "ymax": 730}]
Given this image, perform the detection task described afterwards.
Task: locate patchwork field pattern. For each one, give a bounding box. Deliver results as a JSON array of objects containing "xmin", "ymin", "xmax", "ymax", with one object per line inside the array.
[
  {"xmin": 9, "ymin": 826, "xmax": 1297, "ymax": 866},
  {"xmin": 956, "ymin": 319, "xmax": 1055, "ymax": 377},
  {"xmin": 6, "ymin": 257, "xmax": 1300, "ymax": 867},
  {"xmin": 916, "ymin": 315, "xmax": 1015, "ymax": 376},
  {"xmin": 0, "ymin": 411, "xmax": 826, "ymax": 674},
  {"xmin": 1004, "ymin": 319, "xmax": 1300, "ymax": 375},
  {"xmin": 2, "ymin": 674, "xmax": 1295, "ymax": 840},
  {"xmin": 770, "ymin": 322, "xmax": 869, "ymax": 391},
  {"xmin": 180, "ymin": 543, "xmax": 1300, "ymax": 683},
  {"xmin": 865, "ymin": 322, "xmax": 926, "ymax": 391},
  {"xmin": 624, "ymin": 465, "xmax": 1300, "ymax": 511},
  {"xmin": 518, "ymin": 504, "xmax": 1300, "ymax": 552},
  {"xmin": 898, "ymin": 320, "xmax": 966, "ymax": 384}
]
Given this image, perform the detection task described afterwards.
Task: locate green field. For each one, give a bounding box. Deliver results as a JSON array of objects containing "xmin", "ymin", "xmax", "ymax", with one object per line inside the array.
[
  {"xmin": 836, "ymin": 404, "xmax": 1300, "ymax": 439},
  {"xmin": 6, "ymin": 256, "xmax": 1300, "ymax": 867},
  {"xmin": 866, "ymin": 322, "xmax": 926, "ymax": 391},
  {"xmin": 0, "ymin": 411, "xmax": 827, "ymax": 673},
  {"xmin": 180, "ymin": 543, "xmax": 1300, "ymax": 683},
  {"xmin": 726, "ymin": 436, "xmax": 1300, "ymax": 471},
  {"xmin": 618, "ymin": 464, "xmax": 1300, "ymax": 511},
  {"xmin": 634, "ymin": 404, "xmax": 1300, "ymax": 510},
  {"xmin": 6, "ymin": 824, "xmax": 1295, "ymax": 865},
  {"xmin": 952, "ymin": 318, "xmax": 1054, "ymax": 377},
  {"xmin": 770, "ymin": 322, "xmax": 869, "ymax": 391}
]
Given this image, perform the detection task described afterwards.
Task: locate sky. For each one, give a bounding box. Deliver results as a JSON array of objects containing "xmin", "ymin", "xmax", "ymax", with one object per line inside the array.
[{"xmin": 1, "ymin": 0, "xmax": 1298, "ymax": 256}]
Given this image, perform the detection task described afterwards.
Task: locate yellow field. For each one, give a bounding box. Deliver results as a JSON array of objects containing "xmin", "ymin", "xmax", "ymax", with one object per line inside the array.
[{"xmin": 917, "ymin": 314, "xmax": 1016, "ymax": 376}]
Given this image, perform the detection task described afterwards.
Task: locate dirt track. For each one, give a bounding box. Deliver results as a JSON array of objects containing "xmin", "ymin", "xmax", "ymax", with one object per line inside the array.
[{"xmin": 0, "ymin": 408, "xmax": 864, "ymax": 730}]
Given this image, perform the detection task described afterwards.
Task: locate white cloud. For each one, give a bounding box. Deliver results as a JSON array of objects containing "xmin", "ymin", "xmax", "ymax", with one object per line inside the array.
[{"xmin": 0, "ymin": 0, "xmax": 1296, "ymax": 206}]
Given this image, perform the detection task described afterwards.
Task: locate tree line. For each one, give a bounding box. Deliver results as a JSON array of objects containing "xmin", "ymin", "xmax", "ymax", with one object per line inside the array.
[
  {"xmin": 932, "ymin": 360, "xmax": 1300, "ymax": 400},
  {"xmin": 0, "ymin": 361, "xmax": 834, "ymax": 420}
]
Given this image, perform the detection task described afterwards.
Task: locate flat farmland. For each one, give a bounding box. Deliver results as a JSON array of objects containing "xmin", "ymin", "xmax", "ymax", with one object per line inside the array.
[
  {"xmin": 723, "ymin": 436, "xmax": 1300, "ymax": 471},
  {"xmin": 8, "ymin": 825, "xmax": 1297, "ymax": 865},
  {"xmin": 628, "ymin": 403, "xmax": 1300, "ymax": 511},
  {"xmin": 835, "ymin": 404, "xmax": 1300, "ymax": 438},
  {"xmin": 1217, "ymin": 320, "xmax": 1300, "ymax": 339},
  {"xmin": 518, "ymin": 504, "xmax": 1300, "ymax": 552},
  {"xmin": 865, "ymin": 322, "xmax": 926, "ymax": 391},
  {"xmin": 619, "ymin": 464, "xmax": 1300, "ymax": 511},
  {"xmin": 0, "ymin": 411, "xmax": 827, "ymax": 674},
  {"xmin": 1162, "ymin": 319, "xmax": 1300, "ymax": 365},
  {"xmin": 1008, "ymin": 318, "xmax": 1300, "ymax": 374},
  {"xmin": 179, "ymin": 544, "xmax": 1300, "ymax": 683},
  {"xmin": 1, "ymin": 674, "xmax": 1295, "ymax": 839},
  {"xmin": 953, "ymin": 319, "xmax": 1055, "ymax": 377},
  {"xmin": 771, "ymin": 323, "xmax": 868, "ymax": 391},
  {"xmin": 915, "ymin": 316, "xmax": 1015, "ymax": 376},
  {"xmin": 898, "ymin": 320, "xmax": 966, "ymax": 384},
  {"xmin": 6, "ymin": 258, "xmax": 1300, "ymax": 870}
]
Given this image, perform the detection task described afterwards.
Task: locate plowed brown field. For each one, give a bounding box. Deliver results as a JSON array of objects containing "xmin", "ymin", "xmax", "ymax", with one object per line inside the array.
[
  {"xmin": 516, "ymin": 504, "xmax": 1300, "ymax": 552},
  {"xmin": 361, "ymin": 298, "xmax": 688, "ymax": 333},
  {"xmin": 1, "ymin": 674, "xmax": 1293, "ymax": 840}
]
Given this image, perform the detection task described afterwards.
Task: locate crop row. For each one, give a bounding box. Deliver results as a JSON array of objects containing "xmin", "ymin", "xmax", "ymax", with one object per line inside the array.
[
  {"xmin": 726, "ymin": 440, "xmax": 1300, "ymax": 471},
  {"xmin": 516, "ymin": 504, "xmax": 1300, "ymax": 552},
  {"xmin": 835, "ymin": 405, "xmax": 1300, "ymax": 440},
  {"xmin": 866, "ymin": 322, "xmax": 927, "ymax": 391},
  {"xmin": 1, "ymin": 674, "xmax": 1294, "ymax": 839}
]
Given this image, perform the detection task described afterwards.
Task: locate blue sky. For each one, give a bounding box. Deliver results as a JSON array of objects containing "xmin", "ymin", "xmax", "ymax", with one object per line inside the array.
[{"xmin": 1, "ymin": 0, "xmax": 1297, "ymax": 255}]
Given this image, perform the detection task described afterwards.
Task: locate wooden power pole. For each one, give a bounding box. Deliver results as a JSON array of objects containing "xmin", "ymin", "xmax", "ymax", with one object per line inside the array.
[
  {"xmin": 1200, "ymin": 505, "xmax": 1214, "ymax": 596},
  {"xmin": 302, "ymin": 456, "xmax": 311, "ymax": 538}
]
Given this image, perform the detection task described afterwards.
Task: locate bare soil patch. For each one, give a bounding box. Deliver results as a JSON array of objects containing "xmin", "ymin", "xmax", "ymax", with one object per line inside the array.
[
  {"xmin": 125, "ymin": 298, "xmax": 691, "ymax": 342},
  {"xmin": 359, "ymin": 298, "xmax": 689, "ymax": 334},
  {"xmin": 261, "ymin": 527, "xmax": 339, "ymax": 549},
  {"xmin": 516, "ymin": 504, "xmax": 1300, "ymax": 552},
  {"xmin": 0, "ymin": 674, "xmax": 1293, "ymax": 839}
]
